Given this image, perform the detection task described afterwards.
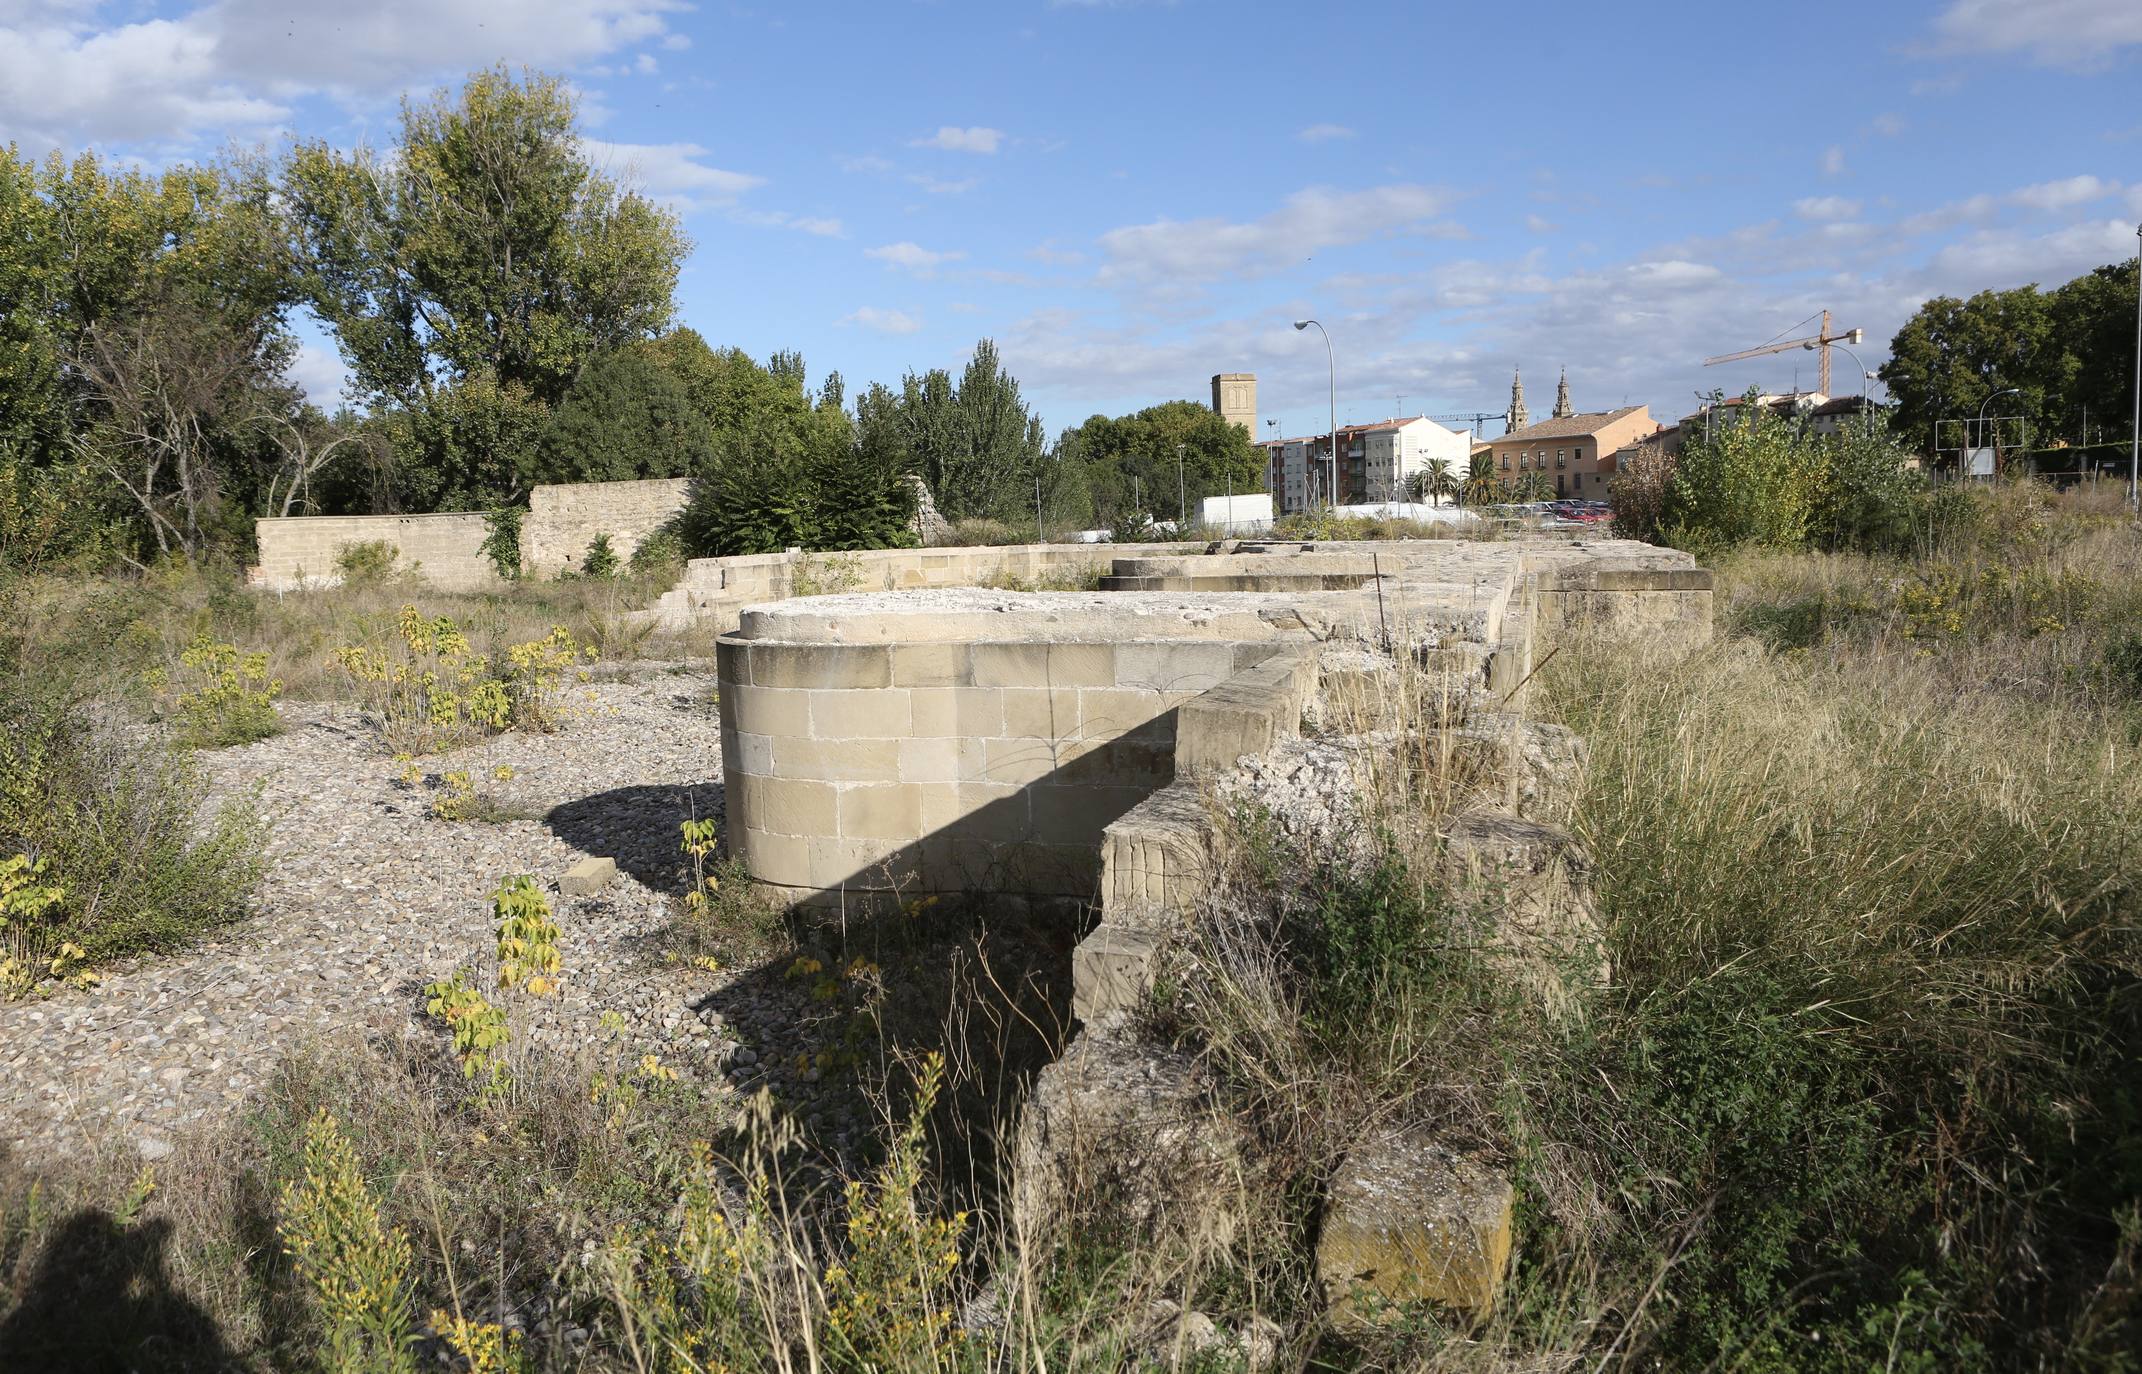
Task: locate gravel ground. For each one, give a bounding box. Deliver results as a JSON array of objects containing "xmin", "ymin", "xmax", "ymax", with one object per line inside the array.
[{"xmin": 0, "ymin": 674, "xmax": 745, "ymax": 1166}]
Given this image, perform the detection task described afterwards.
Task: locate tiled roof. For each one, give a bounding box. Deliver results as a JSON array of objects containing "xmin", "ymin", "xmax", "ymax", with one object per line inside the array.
[{"xmin": 1494, "ymin": 405, "xmax": 1646, "ymax": 444}]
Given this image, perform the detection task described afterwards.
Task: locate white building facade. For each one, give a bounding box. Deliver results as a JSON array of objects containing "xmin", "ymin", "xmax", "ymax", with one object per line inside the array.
[{"xmin": 1264, "ymin": 416, "xmax": 1471, "ymax": 514}]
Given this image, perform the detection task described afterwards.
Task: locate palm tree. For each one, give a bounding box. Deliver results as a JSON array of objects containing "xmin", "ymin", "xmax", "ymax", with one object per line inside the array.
[
  {"xmin": 1422, "ymin": 456, "xmax": 1455, "ymax": 507},
  {"xmin": 1460, "ymin": 452, "xmax": 1496, "ymax": 507}
]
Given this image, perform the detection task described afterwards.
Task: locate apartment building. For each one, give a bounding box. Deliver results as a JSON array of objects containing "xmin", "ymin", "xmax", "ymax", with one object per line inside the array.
[{"xmin": 1262, "ymin": 415, "xmax": 1470, "ymax": 513}]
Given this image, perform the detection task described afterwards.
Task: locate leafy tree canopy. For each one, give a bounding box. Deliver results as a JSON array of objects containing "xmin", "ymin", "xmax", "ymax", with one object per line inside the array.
[
  {"xmin": 284, "ymin": 66, "xmax": 687, "ymax": 411},
  {"xmin": 1879, "ymin": 259, "xmax": 2137, "ymax": 461},
  {"xmin": 534, "ymin": 345, "xmax": 712, "ymax": 486},
  {"xmin": 1054, "ymin": 398, "xmax": 1266, "ymax": 529}
]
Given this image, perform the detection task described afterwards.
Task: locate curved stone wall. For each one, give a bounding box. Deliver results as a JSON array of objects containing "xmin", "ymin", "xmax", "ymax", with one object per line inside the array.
[
  {"xmin": 717, "ymin": 590, "xmax": 1325, "ymax": 913},
  {"xmin": 714, "ymin": 540, "xmax": 1714, "ymax": 917}
]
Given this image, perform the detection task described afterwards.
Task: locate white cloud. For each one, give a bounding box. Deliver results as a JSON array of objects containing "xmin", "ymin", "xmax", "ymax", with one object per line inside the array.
[
  {"xmin": 910, "ymin": 126, "xmax": 1003, "ymax": 154},
  {"xmin": 1821, "ymin": 145, "xmax": 1846, "ymax": 176},
  {"xmin": 838, "ymin": 153, "xmax": 896, "ymax": 175},
  {"xmin": 288, "ymin": 338, "xmax": 352, "ymax": 407},
  {"xmin": 907, "ymin": 173, "xmax": 978, "ymax": 195},
  {"xmin": 1870, "ymin": 112, "xmax": 1907, "ymax": 137},
  {"xmin": 842, "ymin": 306, "xmax": 922, "ymax": 335},
  {"xmin": 1028, "ymin": 241, "xmax": 1087, "ymax": 267},
  {"xmin": 1525, "ymin": 213, "xmax": 1556, "ymax": 233},
  {"xmin": 1927, "ymin": 0, "xmax": 2142, "ymax": 67},
  {"xmin": 1922, "ymin": 218, "xmax": 2142, "ymax": 284},
  {"xmin": 2008, "ymin": 174, "xmax": 2120, "ymax": 211},
  {"xmin": 1794, "ymin": 195, "xmax": 1861, "ymax": 221},
  {"xmin": 583, "ymin": 140, "xmax": 764, "ymax": 208},
  {"xmin": 788, "ymin": 216, "xmax": 845, "ymax": 238},
  {"xmin": 867, "ymin": 241, "xmax": 966, "ymax": 272},
  {"xmin": 1097, "ymin": 183, "xmax": 1462, "ymax": 285},
  {"xmin": 1296, "ymin": 123, "xmax": 1354, "ymax": 142},
  {"xmin": 0, "ymin": 0, "xmax": 686, "ymax": 151}
]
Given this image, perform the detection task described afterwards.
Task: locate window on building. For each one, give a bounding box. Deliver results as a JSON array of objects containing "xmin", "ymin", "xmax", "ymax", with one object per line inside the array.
[
  {"xmin": 1500, "ymin": 453, "xmax": 1509, "ymax": 470},
  {"xmin": 1557, "ymin": 448, "xmax": 1566, "ymax": 467}
]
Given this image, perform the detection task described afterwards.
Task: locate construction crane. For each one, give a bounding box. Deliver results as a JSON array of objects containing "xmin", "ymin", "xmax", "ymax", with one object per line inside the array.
[
  {"xmin": 1431, "ymin": 412, "xmax": 1506, "ymax": 439},
  {"xmin": 1704, "ymin": 309, "xmax": 1862, "ymax": 396}
]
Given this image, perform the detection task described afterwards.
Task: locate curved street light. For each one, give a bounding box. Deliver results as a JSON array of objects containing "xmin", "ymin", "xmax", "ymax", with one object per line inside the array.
[
  {"xmin": 1976, "ymin": 386, "xmax": 2019, "ymax": 480},
  {"xmin": 1807, "ymin": 339, "xmax": 1873, "ymax": 438},
  {"xmin": 1294, "ymin": 319, "xmax": 1336, "ymax": 510}
]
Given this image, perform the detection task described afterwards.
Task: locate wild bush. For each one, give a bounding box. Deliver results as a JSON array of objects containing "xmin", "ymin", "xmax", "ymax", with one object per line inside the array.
[
  {"xmin": 578, "ymin": 532, "xmax": 620, "ymax": 579},
  {"xmin": 1536, "ymin": 632, "xmax": 2142, "ymax": 1368},
  {"xmin": 333, "ymin": 541, "xmax": 405, "ymax": 587},
  {"xmin": 1639, "ymin": 392, "xmax": 1920, "ymax": 555},
  {"xmin": 334, "ymin": 607, "xmax": 593, "ymax": 753},
  {"xmin": 145, "ymin": 632, "xmax": 284, "ymax": 748},
  {"xmin": 0, "ymin": 687, "xmax": 262, "ymax": 968}
]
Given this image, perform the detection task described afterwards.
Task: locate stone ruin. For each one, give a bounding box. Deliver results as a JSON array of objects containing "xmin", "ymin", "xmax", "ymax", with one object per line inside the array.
[{"xmin": 707, "ymin": 535, "xmax": 1712, "ymax": 1323}]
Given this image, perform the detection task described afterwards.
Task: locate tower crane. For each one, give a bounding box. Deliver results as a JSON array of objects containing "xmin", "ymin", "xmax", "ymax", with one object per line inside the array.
[
  {"xmin": 1703, "ymin": 309, "xmax": 1862, "ymax": 396},
  {"xmin": 1430, "ymin": 412, "xmax": 1507, "ymax": 439}
]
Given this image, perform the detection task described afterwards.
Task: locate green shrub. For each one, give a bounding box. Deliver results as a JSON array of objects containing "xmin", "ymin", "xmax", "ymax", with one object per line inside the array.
[
  {"xmin": 0, "ymin": 687, "xmax": 263, "ymax": 969},
  {"xmin": 627, "ymin": 527, "xmax": 684, "ymax": 577},
  {"xmin": 578, "ymin": 532, "xmax": 620, "ymax": 579},
  {"xmin": 333, "ymin": 541, "xmax": 404, "ymax": 587},
  {"xmin": 145, "ymin": 632, "xmax": 284, "ymax": 748},
  {"xmin": 1648, "ymin": 392, "xmax": 1921, "ymax": 556},
  {"xmin": 479, "ymin": 506, "xmax": 524, "ymax": 580}
]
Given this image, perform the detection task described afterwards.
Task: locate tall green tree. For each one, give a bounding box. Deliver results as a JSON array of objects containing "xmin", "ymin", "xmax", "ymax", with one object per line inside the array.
[
  {"xmin": 868, "ymin": 340, "xmax": 1044, "ymax": 523},
  {"xmin": 673, "ymin": 353, "xmax": 914, "ymax": 557},
  {"xmin": 1053, "ymin": 398, "xmax": 1266, "ymax": 528},
  {"xmin": 1879, "ymin": 259, "xmax": 2138, "ymax": 464},
  {"xmin": 1879, "ymin": 286, "xmax": 2051, "ymax": 455},
  {"xmin": 533, "ymin": 346, "xmax": 712, "ymax": 485},
  {"xmin": 284, "ymin": 66, "xmax": 687, "ymax": 409},
  {"xmin": 0, "ymin": 144, "xmax": 301, "ymax": 560}
]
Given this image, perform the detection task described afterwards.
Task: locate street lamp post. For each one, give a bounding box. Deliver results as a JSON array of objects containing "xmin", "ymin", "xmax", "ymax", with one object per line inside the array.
[
  {"xmin": 1978, "ymin": 386, "xmax": 2019, "ymax": 480},
  {"xmin": 1175, "ymin": 442, "xmax": 1187, "ymax": 531},
  {"xmin": 1295, "ymin": 319, "xmax": 1336, "ymax": 509},
  {"xmin": 2129, "ymin": 222, "xmax": 2140, "ymax": 513},
  {"xmin": 1809, "ymin": 339, "xmax": 1873, "ymax": 438}
]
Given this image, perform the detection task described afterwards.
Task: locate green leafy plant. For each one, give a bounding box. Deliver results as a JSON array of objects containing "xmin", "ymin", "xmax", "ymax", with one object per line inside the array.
[
  {"xmin": 423, "ymin": 971, "xmax": 511, "ymax": 1097},
  {"xmin": 335, "ymin": 607, "xmax": 593, "ymax": 753},
  {"xmin": 0, "ymin": 853, "xmax": 90, "ymax": 1000},
  {"xmin": 479, "ymin": 506, "xmax": 525, "ymax": 580},
  {"xmin": 276, "ymin": 1109, "xmax": 417, "ymax": 1374},
  {"xmin": 579, "ymin": 532, "xmax": 621, "ymax": 578},
  {"xmin": 145, "ymin": 632, "xmax": 282, "ymax": 748},
  {"xmin": 491, "ymin": 875, "xmax": 562, "ymax": 996}
]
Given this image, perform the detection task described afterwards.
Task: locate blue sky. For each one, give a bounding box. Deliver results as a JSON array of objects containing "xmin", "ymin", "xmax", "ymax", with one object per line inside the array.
[{"xmin": 5, "ymin": 0, "xmax": 2139, "ymax": 438}]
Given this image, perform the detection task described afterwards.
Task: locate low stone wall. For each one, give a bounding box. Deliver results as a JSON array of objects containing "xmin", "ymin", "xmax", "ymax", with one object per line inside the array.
[
  {"xmin": 524, "ymin": 476, "xmax": 692, "ymax": 576},
  {"xmin": 251, "ymin": 512, "xmax": 500, "ymax": 591},
  {"xmin": 650, "ymin": 541, "xmax": 1203, "ymax": 634}
]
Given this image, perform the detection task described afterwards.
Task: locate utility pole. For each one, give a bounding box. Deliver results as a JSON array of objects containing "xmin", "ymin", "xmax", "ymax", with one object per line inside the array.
[
  {"xmin": 1295, "ymin": 319, "xmax": 1336, "ymax": 509},
  {"xmin": 1175, "ymin": 442, "xmax": 1187, "ymax": 531},
  {"xmin": 2130, "ymin": 222, "xmax": 2140, "ymax": 513}
]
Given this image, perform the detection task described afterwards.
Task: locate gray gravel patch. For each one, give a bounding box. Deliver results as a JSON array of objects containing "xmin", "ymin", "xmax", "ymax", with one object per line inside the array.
[{"xmin": 0, "ymin": 676, "xmax": 733, "ymax": 1166}]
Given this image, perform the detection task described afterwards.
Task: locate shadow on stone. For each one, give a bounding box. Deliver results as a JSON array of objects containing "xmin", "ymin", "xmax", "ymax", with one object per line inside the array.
[{"xmin": 544, "ymin": 781, "xmax": 723, "ymax": 893}]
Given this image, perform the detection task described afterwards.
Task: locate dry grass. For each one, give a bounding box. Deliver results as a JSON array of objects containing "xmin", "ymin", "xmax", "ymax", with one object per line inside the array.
[{"xmin": 0, "ymin": 561, "xmax": 712, "ymax": 712}]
